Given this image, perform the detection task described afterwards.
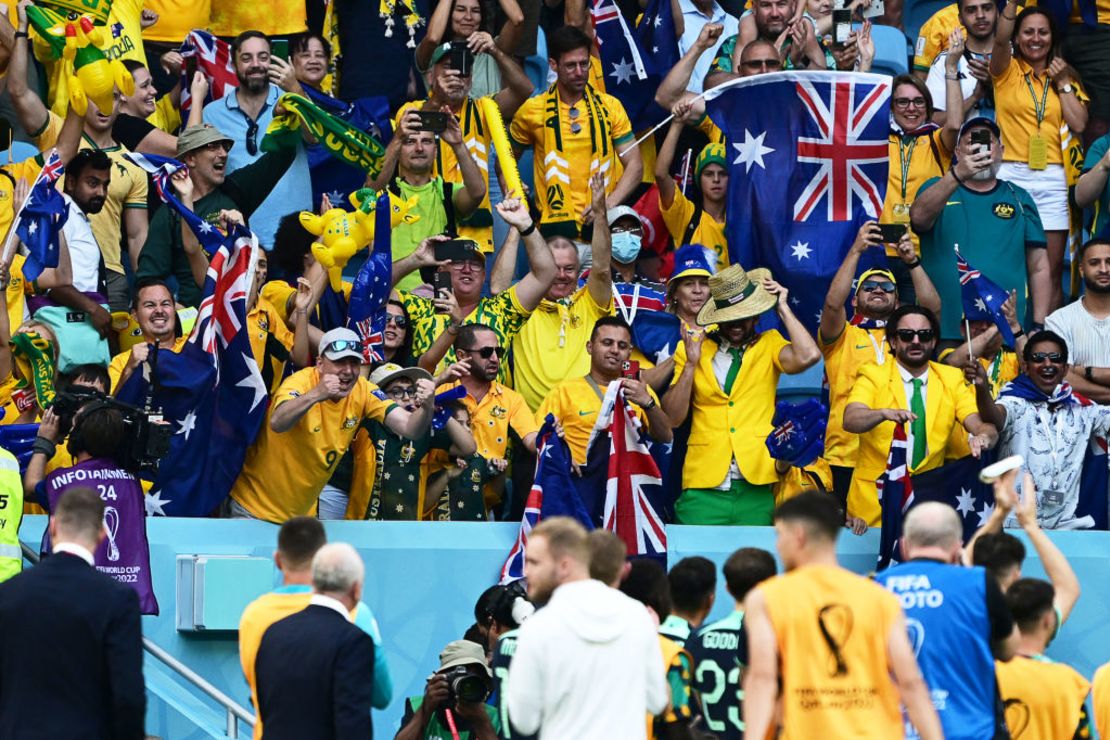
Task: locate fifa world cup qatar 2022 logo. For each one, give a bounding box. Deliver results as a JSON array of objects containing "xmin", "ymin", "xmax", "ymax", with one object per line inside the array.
[{"xmin": 816, "ymin": 604, "xmax": 854, "ymax": 677}]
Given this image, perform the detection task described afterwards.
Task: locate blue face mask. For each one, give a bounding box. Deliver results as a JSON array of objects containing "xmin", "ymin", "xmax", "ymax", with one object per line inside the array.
[{"xmin": 611, "ymin": 231, "xmax": 642, "ymax": 264}]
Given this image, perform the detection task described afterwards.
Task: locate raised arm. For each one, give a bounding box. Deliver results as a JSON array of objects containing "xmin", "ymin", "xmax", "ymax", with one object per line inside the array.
[
  {"xmin": 1014, "ymin": 471, "xmax": 1081, "ymax": 623},
  {"xmin": 488, "ymin": 226, "xmax": 519, "ymax": 295},
  {"xmin": 940, "ymin": 30, "xmax": 965, "ymax": 152},
  {"xmin": 488, "ymin": 42, "xmax": 533, "ymax": 120},
  {"xmin": 896, "ymin": 233, "xmax": 941, "ymax": 316},
  {"xmin": 821, "ymin": 222, "xmax": 880, "ymax": 343},
  {"xmin": 990, "ymin": 0, "xmax": 1016, "ymax": 78},
  {"xmin": 1026, "ymin": 246, "xmax": 1051, "ymax": 328},
  {"xmin": 383, "ymin": 378, "xmax": 436, "ymax": 438},
  {"xmin": 494, "ymin": 0, "xmax": 526, "ymax": 53},
  {"xmin": 7, "ymin": 1, "xmax": 49, "ymax": 137},
  {"xmin": 654, "ymin": 107, "xmax": 685, "ymax": 209},
  {"xmin": 414, "ymin": 0, "xmax": 455, "ymax": 70},
  {"xmin": 768, "ymin": 280, "xmax": 821, "ymax": 374},
  {"xmin": 442, "ymin": 111, "xmax": 487, "ymax": 217},
  {"xmin": 655, "ymin": 24, "xmax": 724, "ymax": 109},
  {"xmin": 585, "ymin": 173, "xmax": 612, "ymax": 307},
  {"xmin": 663, "ymin": 333, "xmax": 700, "ymax": 427},
  {"xmin": 494, "ymin": 194, "xmax": 555, "ymax": 311}
]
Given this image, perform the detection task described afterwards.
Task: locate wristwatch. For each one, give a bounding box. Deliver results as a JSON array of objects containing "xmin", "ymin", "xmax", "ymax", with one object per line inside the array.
[
  {"xmin": 643, "ymin": 397, "xmax": 657, "ymax": 410},
  {"xmin": 1086, "ymin": 366, "xmax": 1095, "ymax": 382},
  {"xmin": 1059, "ymin": 83, "xmax": 1074, "ymax": 94}
]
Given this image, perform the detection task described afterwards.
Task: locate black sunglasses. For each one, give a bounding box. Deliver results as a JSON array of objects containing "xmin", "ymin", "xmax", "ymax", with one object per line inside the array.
[
  {"xmin": 895, "ymin": 328, "xmax": 936, "ymax": 342},
  {"xmin": 246, "ymin": 119, "xmax": 259, "ymax": 156},
  {"xmin": 1029, "ymin": 351, "xmax": 1064, "ymax": 363},
  {"xmin": 462, "ymin": 346, "xmax": 501, "ymax": 359},
  {"xmin": 385, "ymin": 314, "xmax": 408, "ymax": 328},
  {"xmin": 860, "ymin": 280, "xmax": 897, "ymax": 294}
]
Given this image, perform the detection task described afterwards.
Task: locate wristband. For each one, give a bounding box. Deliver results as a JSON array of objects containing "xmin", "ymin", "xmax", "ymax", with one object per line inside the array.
[
  {"xmin": 14, "ymin": 31, "xmax": 28, "ymax": 39},
  {"xmin": 1012, "ymin": 328, "xmax": 1025, "ymax": 339},
  {"xmin": 643, "ymin": 397, "xmax": 657, "ymax": 410},
  {"xmin": 950, "ymin": 168, "xmax": 965, "ymax": 186},
  {"xmin": 905, "ymin": 258, "xmax": 921, "ymax": 269},
  {"xmin": 519, "ymin": 221, "xmax": 536, "ymax": 238},
  {"xmin": 32, "ymin": 436, "xmax": 56, "ymax": 458},
  {"xmin": 1086, "ymin": 366, "xmax": 1095, "ymax": 382},
  {"xmin": 944, "ymin": 72, "xmax": 959, "ymax": 80}
]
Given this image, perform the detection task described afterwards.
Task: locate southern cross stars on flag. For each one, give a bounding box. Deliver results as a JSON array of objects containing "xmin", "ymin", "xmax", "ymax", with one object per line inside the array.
[{"xmin": 955, "ymin": 246, "xmax": 1017, "ymax": 346}]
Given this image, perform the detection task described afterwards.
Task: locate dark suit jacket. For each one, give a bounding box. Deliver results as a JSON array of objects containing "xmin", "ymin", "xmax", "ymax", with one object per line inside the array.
[
  {"xmin": 256, "ymin": 602, "xmax": 375, "ymax": 740},
  {"xmin": 0, "ymin": 551, "xmax": 145, "ymax": 740}
]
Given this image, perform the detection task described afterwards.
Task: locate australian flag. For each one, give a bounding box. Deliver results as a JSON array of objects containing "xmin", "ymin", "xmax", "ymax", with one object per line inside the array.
[
  {"xmin": 955, "ymin": 247, "xmax": 1016, "ymax": 346},
  {"xmin": 346, "ymin": 191, "xmax": 393, "ymax": 364},
  {"xmin": 15, "ymin": 149, "xmax": 67, "ymax": 282},
  {"xmin": 178, "ymin": 30, "xmax": 239, "ymax": 118},
  {"xmin": 635, "ymin": 0, "xmax": 680, "ymax": 75},
  {"xmin": 124, "ymin": 153, "xmax": 225, "ymax": 256},
  {"xmin": 878, "ymin": 425, "xmax": 996, "ymax": 568},
  {"xmin": 500, "ymin": 415, "xmax": 594, "ymax": 583},
  {"xmin": 706, "ymin": 72, "xmax": 891, "ymax": 332},
  {"xmin": 590, "ymin": 0, "xmax": 669, "ymax": 131},
  {"xmin": 117, "ymin": 222, "xmax": 268, "ymax": 517},
  {"xmin": 579, "ymin": 383, "xmax": 667, "ymax": 559}
]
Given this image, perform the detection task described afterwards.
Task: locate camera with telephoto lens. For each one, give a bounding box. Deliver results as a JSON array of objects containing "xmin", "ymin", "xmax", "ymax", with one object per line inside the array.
[
  {"xmin": 440, "ymin": 665, "xmax": 491, "ymax": 705},
  {"xmin": 54, "ymin": 390, "xmax": 172, "ymax": 473}
]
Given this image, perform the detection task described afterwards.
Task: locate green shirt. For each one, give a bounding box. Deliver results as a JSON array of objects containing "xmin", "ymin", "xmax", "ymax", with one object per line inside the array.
[
  {"xmin": 431, "ymin": 453, "xmax": 491, "ymax": 521},
  {"xmin": 402, "ymin": 695, "xmax": 501, "ymax": 739},
  {"xmin": 136, "ymin": 146, "xmax": 296, "ymax": 307},
  {"xmin": 365, "ymin": 422, "xmax": 451, "ymax": 520},
  {"xmin": 393, "ymin": 176, "xmax": 451, "ymax": 292},
  {"xmin": 1083, "ymin": 133, "xmax": 1110, "ymax": 238},
  {"xmin": 915, "ymin": 177, "xmax": 1046, "ymax": 339}
]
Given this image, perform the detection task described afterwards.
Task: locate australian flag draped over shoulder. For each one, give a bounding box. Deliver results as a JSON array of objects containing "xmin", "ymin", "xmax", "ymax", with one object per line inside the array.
[
  {"xmin": 117, "ymin": 222, "xmax": 269, "ymax": 517},
  {"xmin": 178, "ymin": 30, "xmax": 239, "ymax": 118},
  {"xmin": 955, "ymin": 247, "xmax": 1016, "ymax": 346},
  {"xmin": 500, "ymin": 415, "xmax": 594, "ymax": 583},
  {"xmin": 579, "ymin": 383, "xmax": 667, "ymax": 560},
  {"xmin": 346, "ymin": 191, "xmax": 393, "ymax": 363},
  {"xmin": 590, "ymin": 0, "xmax": 669, "ymax": 131},
  {"xmin": 706, "ymin": 72, "xmax": 891, "ymax": 332},
  {"xmin": 15, "ymin": 149, "xmax": 66, "ymax": 282},
  {"xmin": 878, "ymin": 425, "xmax": 996, "ymax": 568}
]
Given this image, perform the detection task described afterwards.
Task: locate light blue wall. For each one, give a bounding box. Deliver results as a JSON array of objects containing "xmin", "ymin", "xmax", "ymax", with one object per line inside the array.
[{"xmin": 18, "ymin": 517, "xmax": 1110, "ymax": 737}]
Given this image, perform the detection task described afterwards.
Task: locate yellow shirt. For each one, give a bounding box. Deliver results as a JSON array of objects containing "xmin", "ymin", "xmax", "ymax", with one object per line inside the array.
[
  {"xmin": 882, "ymin": 129, "xmax": 951, "ymax": 255},
  {"xmin": 536, "ymin": 375, "xmax": 655, "ymax": 464},
  {"xmin": 260, "ymin": 279, "xmax": 353, "ymax": 327},
  {"xmin": 238, "ymin": 590, "xmax": 314, "ymax": 740},
  {"xmin": 5, "ymin": 255, "xmax": 29, "ymax": 336},
  {"xmin": 697, "ymin": 115, "xmax": 724, "ymax": 145},
  {"xmin": 35, "ymin": 0, "xmax": 146, "ymax": 117},
  {"xmin": 141, "ymin": 0, "xmax": 210, "ymax": 43},
  {"xmin": 230, "ymin": 369, "xmax": 396, "ymax": 522},
  {"xmin": 34, "ymin": 116, "xmax": 149, "ymax": 274},
  {"xmin": 210, "ymin": 0, "xmax": 306, "ymax": 36},
  {"xmin": 819, "ymin": 322, "xmax": 889, "ymax": 468},
  {"xmin": 447, "ymin": 380, "xmax": 538, "ymax": 461},
  {"xmin": 846, "ymin": 360, "xmax": 978, "ymax": 525},
  {"xmin": 247, "ymin": 297, "xmax": 295, "ymax": 395},
  {"xmin": 108, "ymin": 336, "xmax": 188, "ymax": 394},
  {"xmin": 993, "ymin": 57, "xmax": 1078, "ymax": 166},
  {"xmin": 509, "ymin": 89, "xmax": 634, "ymax": 233},
  {"xmin": 772, "ymin": 458, "xmax": 834, "ymax": 504},
  {"xmin": 913, "ymin": 3, "xmax": 961, "ymax": 71},
  {"xmin": 671, "ymin": 331, "xmax": 789, "ymax": 489},
  {"xmin": 148, "ymin": 96, "xmax": 182, "ymax": 134},
  {"xmin": 659, "ymin": 188, "xmax": 729, "ymax": 269},
  {"xmin": 0, "ymin": 158, "xmax": 43, "ymax": 250},
  {"xmin": 1094, "ymin": 662, "xmax": 1110, "ymax": 740},
  {"xmin": 759, "ymin": 564, "xmax": 904, "ymax": 740},
  {"xmin": 512, "ymin": 287, "xmax": 613, "ymax": 411},
  {"xmin": 996, "ymin": 655, "xmax": 1091, "ymax": 740},
  {"xmin": 395, "ymin": 97, "xmax": 496, "ymax": 252}
]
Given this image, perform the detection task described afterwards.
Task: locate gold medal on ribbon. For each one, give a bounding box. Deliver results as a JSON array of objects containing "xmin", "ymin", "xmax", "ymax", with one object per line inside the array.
[
  {"xmin": 1028, "ymin": 132, "xmax": 1048, "ymax": 170},
  {"xmin": 892, "ymin": 203, "xmax": 911, "ymax": 224}
]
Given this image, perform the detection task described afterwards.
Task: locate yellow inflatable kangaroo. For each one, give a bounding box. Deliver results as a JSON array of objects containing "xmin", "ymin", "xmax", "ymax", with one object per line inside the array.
[{"xmin": 64, "ymin": 16, "xmax": 134, "ymax": 117}]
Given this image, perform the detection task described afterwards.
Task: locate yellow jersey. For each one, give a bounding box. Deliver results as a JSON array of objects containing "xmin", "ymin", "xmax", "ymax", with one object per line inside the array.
[
  {"xmin": 1094, "ymin": 661, "xmax": 1110, "ymax": 740},
  {"xmin": 819, "ymin": 322, "xmax": 889, "ymax": 468},
  {"xmin": 536, "ymin": 375, "xmax": 655, "ymax": 464},
  {"xmin": 238, "ymin": 589, "xmax": 313, "ymax": 740},
  {"xmin": 996, "ymin": 655, "xmax": 1091, "ymax": 740},
  {"xmin": 659, "ymin": 187, "xmax": 729, "ymax": 269},
  {"xmin": 230, "ymin": 369, "xmax": 396, "ymax": 522},
  {"xmin": 141, "ymin": 0, "xmax": 210, "ymax": 44},
  {"xmin": 913, "ymin": 3, "xmax": 961, "ymax": 72},
  {"xmin": 246, "ymin": 297, "xmax": 295, "ymax": 395},
  {"xmin": 759, "ymin": 564, "xmax": 904, "ymax": 739},
  {"xmin": 108, "ymin": 337, "xmax": 188, "ymax": 394},
  {"xmin": 773, "ymin": 458, "xmax": 834, "ymax": 504},
  {"xmin": 939, "ymin": 349, "xmax": 1019, "ymax": 460},
  {"xmin": 992, "ymin": 57, "xmax": 1084, "ymax": 166},
  {"xmin": 446, "ymin": 380, "xmax": 537, "ymax": 461},
  {"xmin": 210, "ymin": 0, "xmax": 306, "ymax": 36}
]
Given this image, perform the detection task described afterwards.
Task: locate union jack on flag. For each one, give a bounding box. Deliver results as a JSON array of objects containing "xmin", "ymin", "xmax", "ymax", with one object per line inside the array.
[
  {"xmin": 955, "ymin": 246, "xmax": 1016, "ymax": 345},
  {"xmin": 178, "ymin": 30, "xmax": 239, "ymax": 115},
  {"xmin": 347, "ymin": 191, "xmax": 395, "ymax": 366},
  {"xmin": 39, "ymin": 149, "xmax": 64, "ymax": 183},
  {"xmin": 877, "ymin": 424, "xmax": 914, "ymax": 569},
  {"xmin": 705, "ymin": 71, "xmax": 892, "ymax": 332},
  {"xmin": 192, "ymin": 223, "xmax": 258, "ymax": 362}
]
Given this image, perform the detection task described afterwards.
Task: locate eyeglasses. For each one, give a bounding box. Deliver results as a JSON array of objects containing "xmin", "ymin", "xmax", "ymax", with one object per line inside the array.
[
  {"xmin": 324, "ymin": 339, "xmax": 361, "ymax": 354},
  {"xmin": 246, "ymin": 119, "xmax": 259, "ymax": 156},
  {"xmin": 1029, "ymin": 351, "xmax": 1064, "ymax": 363},
  {"xmin": 895, "ymin": 328, "xmax": 936, "ymax": 342},
  {"xmin": 461, "ymin": 346, "xmax": 501, "ymax": 359},
  {"xmin": 202, "ymin": 141, "xmax": 232, "ymax": 153},
  {"xmin": 860, "ymin": 280, "xmax": 897, "ymax": 294},
  {"xmin": 740, "ymin": 57, "xmax": 782, "ymax": 70},
  {"xmin": 385, "ymin": 314, "xmax": 408, "ymax": 328},
  {"xmin": 387, "ymin": 386, "xmax": 417, "ymax": 400},
  {"xmin": 893, "ymin": 96, "xmax": 927, "ymax": 110}
]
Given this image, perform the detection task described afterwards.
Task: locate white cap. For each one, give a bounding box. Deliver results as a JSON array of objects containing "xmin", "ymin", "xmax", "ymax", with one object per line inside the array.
[{"xmin": 318, "ymin": 327, "xmax": 363, "ymax": 362}]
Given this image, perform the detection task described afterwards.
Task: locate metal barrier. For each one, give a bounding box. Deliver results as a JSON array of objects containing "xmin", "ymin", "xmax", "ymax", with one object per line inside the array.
[{"xmin": 20, "ymin": 543, "xmax": 256, "ymax": 739}]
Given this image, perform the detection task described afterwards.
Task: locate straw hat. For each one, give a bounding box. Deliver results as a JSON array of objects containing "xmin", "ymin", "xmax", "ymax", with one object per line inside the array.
[{"xmin": 695, "ymin": 263, "xmax": 776, "ymax": 326}]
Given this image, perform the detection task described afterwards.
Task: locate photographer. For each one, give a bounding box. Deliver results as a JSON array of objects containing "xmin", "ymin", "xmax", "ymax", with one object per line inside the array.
[
  {"xmin": 397, "ymin": 640, "xmax": 499, "ymax": 740},
  {"xmin": 26, "ymin": 400, "xmax": 158, "ymax": 614}
]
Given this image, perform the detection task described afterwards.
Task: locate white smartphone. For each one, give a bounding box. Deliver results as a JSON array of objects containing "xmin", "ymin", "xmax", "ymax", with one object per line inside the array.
[{"xmin": 978, "ymin": 454, "xmax": 1024, "ymax": 483}]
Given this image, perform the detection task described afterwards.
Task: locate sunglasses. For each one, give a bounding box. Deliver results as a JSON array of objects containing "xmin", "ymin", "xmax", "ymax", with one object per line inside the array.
[
  {"xmin": 860, "ymin": 280, "xmax": 897, "ymax": 294},
  {"xmin": 895, "ymin": 328, "xmax": 936, "ymax": 342},
  {"xmin": 387, "ymin": 386, "xmax": 417, "ymax": 399},
  {"xmin": 893, "ymin": 96, "xmax": 927, "ymax": 109},
  {"xmin": 385, "ymin": 314, "xmax": 408, "ymax": 328},
  {"xmin": 324, "ymin": 339, "xmax": 361, "ymax": 353},
  {"xmin": 1029, "ymin": 351, "xmax": 1064, "ymax": 363},
  {"xmin": 246, "ymin": 119, "xmax": 259, "ymax": 156},
  {"xmin": 462, "ymin": 346, "xmax": 501, "ymax": 359},
  {"xmin": 740, "ymin": 58, "xmax": 782, "ymax": 70}
]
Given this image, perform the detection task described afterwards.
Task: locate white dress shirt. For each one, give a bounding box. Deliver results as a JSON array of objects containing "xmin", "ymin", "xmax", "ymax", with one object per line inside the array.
[
  {"xmin": 53, "ymin": 541, "xmax": 95, "ymax": 565},
  {"xmin": 310, "ymin": 593, "xmax": 353, "ymax": 622}
]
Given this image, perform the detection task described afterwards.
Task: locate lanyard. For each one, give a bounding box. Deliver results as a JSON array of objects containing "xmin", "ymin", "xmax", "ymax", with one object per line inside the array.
[
  {"xmin": 866, "ymin": 328, "xmax": 887, "ymax": 366},
  {"xmin": 898, "ymin": 136, "xmax": 918, "ymax": 201},
  {"xmin": 1024, "ymin": 72, "xmax": 1051, "ymax": 129},
  {"xmin": 988, "ymin": 353, "xmax": 1002, "ymax": 388}
]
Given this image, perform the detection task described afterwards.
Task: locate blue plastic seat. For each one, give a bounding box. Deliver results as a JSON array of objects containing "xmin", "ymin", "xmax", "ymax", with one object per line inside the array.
[
  {"xmin": 524, "ymin": 27, "xmax": 549, "ymax": 97},
  {"xmin": 869, "ymin": 22, "xmax": 911, "ymax": 77}
]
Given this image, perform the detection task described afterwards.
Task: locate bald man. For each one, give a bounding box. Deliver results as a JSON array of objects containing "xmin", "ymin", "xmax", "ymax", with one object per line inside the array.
[{"xmin": 875, "ymin": 503, "xmax": 1018, "ymax": 740}]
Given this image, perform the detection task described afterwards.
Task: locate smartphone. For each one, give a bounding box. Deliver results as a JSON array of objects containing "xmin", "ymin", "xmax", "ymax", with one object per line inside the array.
[
  {"xmin": 271, "ymin": 39, "xmax": 289, "ymax": 62},
  {"xmin": 434, "ymin": 239, "xmax": 480, "ymax": 263},
  {"xmin": 415, "ymin": 110, "xmax": 449, "ymax": 134},
  {"xmin": 832, "ymin": 9, "xmax": 853, "ymax": 48},
  {"xmin": 447, "ymin": 45, "xmax": 475, "ymax": 76},
  {"xmin": 861, "ymin": 0, "xmax": 885, "ymax": 18},
  {"xmin": 878, "ymin": 223, "xmax": 908, "ymax": 243},
  {"xmin": 979, "ymin": 454, "xmax": 1024, "ymax": 484},
  {"xmin": 970, "ymin": 128, "xmax": 991, "ymax": 155},
  {"xmin": 433, "ymin": 271, "xmax": 453, "ymax": 313},
  {"xmin": 622, "ymin": 360, "xmax": 641, "ymax": 380}
]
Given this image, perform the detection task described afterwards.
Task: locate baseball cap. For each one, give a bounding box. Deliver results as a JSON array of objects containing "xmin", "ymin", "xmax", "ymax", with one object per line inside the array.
[
  {"xmin": 438, "ymin": 640, "xmax": 493, "ymax": 677},
  {"xmin": 669, "ymin": 244, "xmax": 714, "ymax": 284},
  {"xmin": 856, "ymin": 267, "xmax": 896, "ymax": 293},
  {"xmin": 429, "ymin": 42, "xmax": 456, "ymax": 66},
  {"xmin": 318, "ymin": 328, "xmax": 364, "ymax": 362},
  {"xmin": 176, "ymin": 124, "xmax": 234, "ymax": 158},
  {"xmin": 368, "ymin": 362, "xmax": 433, "ymax": 388},
  {"xmin": 957, "ymin": 116, "xmax": 1001, "ymax": 144},
  {"xmin": 607, "ymin": 205, "xmax": 642, "ymax": 228}
]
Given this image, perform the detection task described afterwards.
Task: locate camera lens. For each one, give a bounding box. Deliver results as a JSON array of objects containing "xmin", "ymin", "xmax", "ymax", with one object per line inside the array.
[{"xmin": 453, "ymin": 674, "xmax": 489, "ymax": 704}]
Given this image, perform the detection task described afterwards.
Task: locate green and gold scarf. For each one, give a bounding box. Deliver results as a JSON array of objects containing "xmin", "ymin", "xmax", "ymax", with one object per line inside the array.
[{"xmin": 262, "ymin": 93, "xmax": 386, "ymax": 178}]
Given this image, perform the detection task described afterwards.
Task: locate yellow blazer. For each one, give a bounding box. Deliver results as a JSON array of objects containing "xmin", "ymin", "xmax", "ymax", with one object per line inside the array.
[
  {"xmin": 846, "ymin": 360, "xmax": 978, "ymax": 525},
  {"xmin": 672, "ymin": 330, "xmax": 788, "ymax": 489}
]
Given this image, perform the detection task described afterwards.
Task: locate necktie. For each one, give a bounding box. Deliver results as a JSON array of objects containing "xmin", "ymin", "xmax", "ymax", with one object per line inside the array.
[
  {"xmin": 910, "ymin": 378, "xmax": 927, "ymax": 468},
  {"xmin": 724, "ymin": 347, "xmax": 743, "ymax": 394}
]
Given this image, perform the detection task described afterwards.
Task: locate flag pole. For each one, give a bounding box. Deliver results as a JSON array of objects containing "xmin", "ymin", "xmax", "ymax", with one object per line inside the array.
[
  {"xmin": 0, "ymin": 156, "xmax": 51, "ymax": 268},
  {"xmin": 618, "ymin": 76, "xmax": 751, "ymax": 157},
  {"xmin": 954, "ymin": 242, "xmax": 975, "ymax": 364}
]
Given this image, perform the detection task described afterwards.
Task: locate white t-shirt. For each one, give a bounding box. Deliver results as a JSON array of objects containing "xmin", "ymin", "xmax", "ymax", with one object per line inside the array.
[
  {"xmin": 925, "ymin": 51, "xmax": 994, "ymax": 122},
  {"xmin": 60, "ymin": 194, "xmax": 105, "ymax": 295},
  {"xmin": 1046, "ymin": 298, "xmax": 1110, "ymax": 368}
]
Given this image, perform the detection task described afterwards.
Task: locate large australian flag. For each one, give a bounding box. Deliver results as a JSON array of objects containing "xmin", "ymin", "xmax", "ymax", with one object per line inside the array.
[
  {"xmin": 590, "ymin": 0, "xmax": 670, "ymax": 131},
  {"xmin": 706, "ymin": 72, "xmax": 891, "ymax": 331}
]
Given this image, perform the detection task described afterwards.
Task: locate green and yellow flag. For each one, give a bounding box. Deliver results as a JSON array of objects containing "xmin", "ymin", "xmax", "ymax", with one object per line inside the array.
[{"xmin": 262, "ymin": 93, "xmax": 386, "ymax": 178}]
